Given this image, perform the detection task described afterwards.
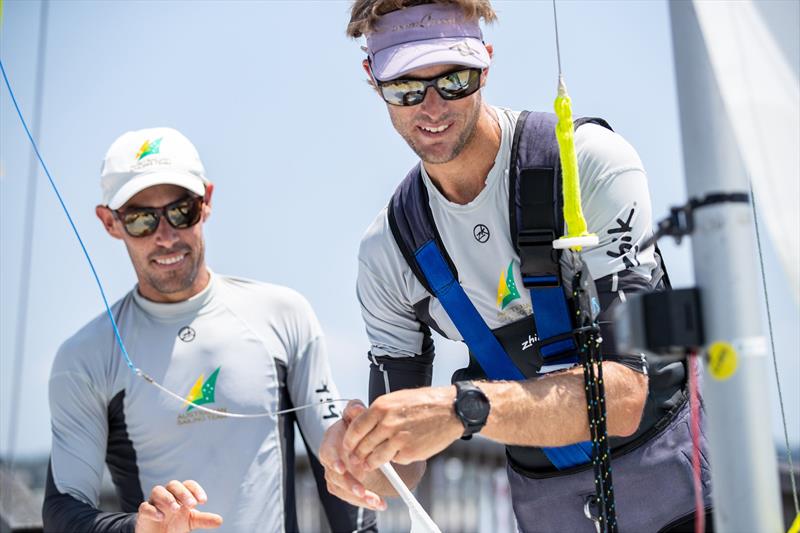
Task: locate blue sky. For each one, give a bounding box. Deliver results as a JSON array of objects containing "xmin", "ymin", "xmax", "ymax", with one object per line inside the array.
[{"xmin": 1, "ymin": 0, "xmax": 797, "ymax": 459}]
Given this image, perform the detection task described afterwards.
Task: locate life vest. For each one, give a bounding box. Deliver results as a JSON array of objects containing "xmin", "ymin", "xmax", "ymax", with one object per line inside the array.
[{"xmin": 387, "ymin": 111, "xmax": 669, "ymax": 471}]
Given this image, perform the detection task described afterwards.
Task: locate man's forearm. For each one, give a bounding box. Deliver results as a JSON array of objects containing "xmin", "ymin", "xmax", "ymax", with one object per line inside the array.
[{"xmin": 479, "ymin": 362, "xmax": 648, "ymax": 447}]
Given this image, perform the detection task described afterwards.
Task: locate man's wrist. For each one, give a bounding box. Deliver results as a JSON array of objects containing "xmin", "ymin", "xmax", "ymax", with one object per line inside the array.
[{"xmin": 453, "ymin": 381, "xmax": 490, "ymax": 440}]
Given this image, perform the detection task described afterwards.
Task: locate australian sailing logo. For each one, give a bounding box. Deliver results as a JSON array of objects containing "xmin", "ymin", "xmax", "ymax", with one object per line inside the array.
[
  {"xmin": 177, "ymin": 366, "xmax": 226, "ymax": 425},
  {"xmin": 135, "ymin": 137, "xmax": 162, "ymax": 161},
  {"xmin": 496, "ymin": 261, "xmax": 520, "ymax": 309},
  {"xmin": 496, "ymin": 261, "xmax": 531, "ymax": 322}
]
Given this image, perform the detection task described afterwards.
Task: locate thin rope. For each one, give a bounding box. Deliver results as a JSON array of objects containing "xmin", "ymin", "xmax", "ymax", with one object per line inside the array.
[
  {"xmin": 725, "ymin": 2, "xmax": 798, "ymax": 514},
  {"xmin": 749, "ymin": 181, "xmax": 799, "ymax": 515},
  {"xmin": 142, "ymin": 373, "xmax": 350, "ymax": 419},
  {"xmin": 0, "ymin": 59, "xmax": 354, "ymax": 419},
  {"xmin": 552, "ymin": 0, "xmax": 563, "ymax": 78},
  {"xmin": 6, "ymin": 0, "xmax": 49, "ymax": 469}
]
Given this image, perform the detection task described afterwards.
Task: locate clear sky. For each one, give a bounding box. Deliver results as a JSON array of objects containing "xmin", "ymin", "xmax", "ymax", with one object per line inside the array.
[{"xmin": 1, "ymin": 0, "xmax": 797, "ymax": 460}]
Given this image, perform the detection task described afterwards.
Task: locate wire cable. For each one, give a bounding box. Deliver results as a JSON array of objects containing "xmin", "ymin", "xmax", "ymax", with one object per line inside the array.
[
  {"xmin": 551, "ymin": 0, "xmax": 563, "ymax": 79},
  {"xmin": 749, "ymin": 181, "xmax": 799, "ymax": 516},
  {"xmin": 5, "ymin": 0, "xmax": 49, "ymax": 469}
]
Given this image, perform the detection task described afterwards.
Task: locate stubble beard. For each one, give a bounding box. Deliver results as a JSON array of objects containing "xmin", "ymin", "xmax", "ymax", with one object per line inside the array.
[
  {"xmin": 394, "ymin": 98, "xmax": 482, "ymax": 165},
  {"xmin": 135, "ymin": 242, "xmax": 204, "ymax": 296}
]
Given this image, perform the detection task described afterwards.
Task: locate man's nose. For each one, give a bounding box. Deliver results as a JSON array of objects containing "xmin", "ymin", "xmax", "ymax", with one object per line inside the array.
[
  {"xmin": 153, "ymin": 216, "xmax": 180, "ymax": 247},
  {"xmin": 419, "ymin": 86, "xmax": 447, "ymax": 116}
]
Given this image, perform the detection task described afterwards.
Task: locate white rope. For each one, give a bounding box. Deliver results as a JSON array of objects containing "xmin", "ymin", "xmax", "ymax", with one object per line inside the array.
[{"xmin": 139, "ymin": 371, "xmax": 351, "ymax": 419}]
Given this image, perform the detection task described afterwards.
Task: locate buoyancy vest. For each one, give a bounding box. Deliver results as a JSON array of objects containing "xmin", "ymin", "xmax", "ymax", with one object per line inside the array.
[{"xmin": 387, "ymin": 111, "xmax": 674, "ymax": 472}]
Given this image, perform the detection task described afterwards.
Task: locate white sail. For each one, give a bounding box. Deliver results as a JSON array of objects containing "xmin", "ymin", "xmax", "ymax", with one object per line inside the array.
[{"xmin": 692, "ymin": 0, "xmax": 800, "ymax": 304}]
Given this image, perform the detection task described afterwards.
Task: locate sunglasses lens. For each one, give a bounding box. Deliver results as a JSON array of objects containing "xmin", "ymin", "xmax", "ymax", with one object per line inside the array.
[
  {"xmin": 437, "ymin": 69, "xmax": 479, "ymax": 99},
  {"xmin": 379, "ymin": 69, "xmax": 481, "ymax": 106},
  {"xmin": 380, "ymin": 80, "xmax": 426, "ymax": 106},
  {"xmin": 166, "ymin": 198, "xmax": 202, "ymax": 229},
  {"xmin": 122, "ymin": 211, "xmax": 159, "ymax": 237}
]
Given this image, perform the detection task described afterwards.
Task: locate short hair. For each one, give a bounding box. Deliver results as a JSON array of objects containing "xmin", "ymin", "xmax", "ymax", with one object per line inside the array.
[{"xmin": 346, "ymin": 0, "xmax": 497, "ymax": 38}]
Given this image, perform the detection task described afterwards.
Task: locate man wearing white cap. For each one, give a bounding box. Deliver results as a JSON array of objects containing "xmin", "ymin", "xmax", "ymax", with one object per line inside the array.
[
  {"xmin": 319, "ymin": 1, "xmax": 712, "ymax": 531},
  {"xmin": 43, "ymin": 128, "xmax": 377, "ymax": 533}
]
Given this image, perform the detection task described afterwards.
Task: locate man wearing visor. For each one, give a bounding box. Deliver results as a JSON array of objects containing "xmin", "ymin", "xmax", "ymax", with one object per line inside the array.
[
  {"xmin": 44, "ymin": 128, "xmax": 376, "ymax": 533},
  {"xmin": 320, "ymin": 1, "xmax": 711, "ymax": 531}
]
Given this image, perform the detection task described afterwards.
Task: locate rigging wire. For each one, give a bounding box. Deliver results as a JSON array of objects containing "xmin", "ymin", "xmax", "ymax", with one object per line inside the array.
[
  {"xmin": 726, "ymin": 2, "xmax": 798, "ymax": 516},
  {"xmin": 551, "ymin": 0, "xmax": 563, "ymax": 79},
  {"xmin": 749, "ymin": 181, "xmax": 799, "ymax": 516},
  {"xmin": 6, "ymin": 0, "xmax": 49, "ymax": 470},
  {"xmin": 0, "ymin": 59, "xmax": 349, "ymax": 420}
]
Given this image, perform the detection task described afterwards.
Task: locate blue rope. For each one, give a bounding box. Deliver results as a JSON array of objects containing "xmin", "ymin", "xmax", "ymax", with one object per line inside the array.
[{"xmin": 1, "ymin": 59, "xmax": 138, "ymax": 372}]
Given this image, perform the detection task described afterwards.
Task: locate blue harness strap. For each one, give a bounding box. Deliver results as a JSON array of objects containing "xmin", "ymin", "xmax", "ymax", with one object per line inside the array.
[
  {"xmin": 415, "ymin": 241, "xmax": 524, "ymax": 381},
  {"xmin": 524, "ymin": 276, "xmax": 579, "ymax": 360}
]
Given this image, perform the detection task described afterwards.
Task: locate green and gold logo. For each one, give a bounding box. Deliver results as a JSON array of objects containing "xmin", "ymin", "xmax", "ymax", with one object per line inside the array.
[
  {"xmin": 496, "ymin": 261, "xmax": 520, "ymax": 310},
  {"xmin": 184, "ymin": 366, "xmax": 220, "ymax": 412},
  {"xmin": 135, "ymin": 137, "xmax": 162, "ymax": 161}
]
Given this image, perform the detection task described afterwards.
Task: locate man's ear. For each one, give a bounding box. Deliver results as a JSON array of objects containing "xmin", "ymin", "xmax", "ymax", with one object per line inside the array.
[
  {"xmin": 480, "ymin": 44, "xmax": 494, "ymax": 88},
  {"xmin": 96, "ymin": 205, "xmax": 125, "ymax": 240},
  {"xmin": 362, "ymin": 59, "xmax": 380, "ymax": 95},
  {"xmin": 201, "ymin": 182, "xmax": 214, "ymax": 222}
]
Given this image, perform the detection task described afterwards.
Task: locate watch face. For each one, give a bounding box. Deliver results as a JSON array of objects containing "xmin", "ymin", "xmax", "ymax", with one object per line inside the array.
[{"xmin": 459, "ymin": 390, "xmax": 488, "ymax": 423}]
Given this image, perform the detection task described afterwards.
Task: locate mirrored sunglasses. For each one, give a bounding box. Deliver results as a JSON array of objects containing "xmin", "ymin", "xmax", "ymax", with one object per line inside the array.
[
  {"xmin": 114, "ymin": 194, "xmax": 204, "ymax": 238},
  {"xmin": 377, "ymin": 68, "xmax": 483, "ymax": 107}
]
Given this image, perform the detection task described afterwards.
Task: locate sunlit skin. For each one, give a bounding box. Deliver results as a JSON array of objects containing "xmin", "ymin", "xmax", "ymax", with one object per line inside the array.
[{"xmin": 95, "ymin": 183, "xmax": 214, "ymax": 303}]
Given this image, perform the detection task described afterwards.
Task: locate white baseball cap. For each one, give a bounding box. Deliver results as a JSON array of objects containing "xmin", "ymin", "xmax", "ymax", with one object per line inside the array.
[{"xmin": 100, "ymin": 127, "xmax": 208, "ymax": 209}]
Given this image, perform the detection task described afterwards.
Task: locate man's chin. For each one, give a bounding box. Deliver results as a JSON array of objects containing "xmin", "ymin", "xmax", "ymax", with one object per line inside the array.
[
  {"xmin": 146, "ymin": 269, "xmax": 197, "ymax": 296},
  {"xmin": 414, "ymin": 144, "xmax": 459, "ymax": 165}
]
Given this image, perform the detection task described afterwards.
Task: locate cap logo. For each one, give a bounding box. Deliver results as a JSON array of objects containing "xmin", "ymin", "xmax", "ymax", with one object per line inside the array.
[
  {"xmin": 450, "ymin": 41, "xmax": 480, "ymax": 57},
  {"xmin": 135, "ymin": 137, "xmax": 163, "ymax": 161},
  {"xmin": 389, "ymin": 13, "xmax": 463, "ymax": 33}
]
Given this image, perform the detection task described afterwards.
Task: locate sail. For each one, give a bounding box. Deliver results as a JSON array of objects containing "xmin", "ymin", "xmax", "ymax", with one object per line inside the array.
[{"xmin": 692, "ymin": 0, "xmax": 800, "ymax": 304}]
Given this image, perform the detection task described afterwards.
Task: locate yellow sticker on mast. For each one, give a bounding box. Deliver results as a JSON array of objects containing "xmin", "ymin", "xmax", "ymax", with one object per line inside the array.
[{"xmin": 707, "ymin": 342, "xmax": 738, "ymax": 380}]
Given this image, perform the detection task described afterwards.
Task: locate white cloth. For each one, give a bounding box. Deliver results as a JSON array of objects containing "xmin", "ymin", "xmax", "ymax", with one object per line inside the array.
[{"xmin": 48, "ymin": 272, "xmax": 341, "ymax": 532}]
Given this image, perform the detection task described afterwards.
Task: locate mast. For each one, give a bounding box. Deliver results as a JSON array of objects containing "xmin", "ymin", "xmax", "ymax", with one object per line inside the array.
[{"xmin": 669, "ymin": 2, "xmax": 784, "ymax": 531}]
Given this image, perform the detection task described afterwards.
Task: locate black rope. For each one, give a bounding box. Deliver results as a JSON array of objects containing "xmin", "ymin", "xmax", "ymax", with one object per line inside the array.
[{"xmin": 573, "ymin": 261, "xmax": 617, "ymax": 533}]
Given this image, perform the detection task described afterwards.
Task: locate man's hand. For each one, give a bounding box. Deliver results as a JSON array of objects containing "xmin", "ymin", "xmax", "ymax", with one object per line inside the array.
[
  {"xmin": 320, "ymin": 401, "xmax": 389, "ymax": 511},
  {"xmin": 135, "ymin": 480, "xmax": 222, "ymax": 533},
  {"xmin": 343, "ymin": 386, "xmax": 463, "ymax": 470}
]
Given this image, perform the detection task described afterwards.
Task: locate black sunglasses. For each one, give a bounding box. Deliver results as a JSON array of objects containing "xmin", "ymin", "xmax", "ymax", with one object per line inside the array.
[
  {"xmin": 114, "ymin": 194, "xmax": 204, "ymax": 238},
  {"xmin": 377, "ymin": 68, "xmax": 483, "ymax": 107}
]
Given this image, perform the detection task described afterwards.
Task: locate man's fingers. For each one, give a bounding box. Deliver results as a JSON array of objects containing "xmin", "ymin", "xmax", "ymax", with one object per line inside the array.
[
  {"xmin": 342, "ymin": 400, "xmax": 367, "ymax": 425},
  {"xmin": 342, "ymin": 406, "xmax": 380, "ymax": 453},
  {"xmin": 188, "ymin": 510, "xmax": 224, "ymax": 530},
  {"xmin": 165, "ymin": 479, "xmax": 198, "ymax": 508},
  {"xmin": 149, "ymin": 485, "xmax": 181, "ymax": 515},
  {"xmin": 182, "ymin": 479, "xmax": 208, "ymax": 505},
  {"xmin": 319, "ymin": 419, "xmax": 347, "ymax": 469},
  {"xmin": 324, "ymin": 468, "xmax": 387, "ymax": 511},
  {"xmin": 352, "ymin": 421, "xmax": 395, "ymax": 463},
  {"xmin": 137, "ymin": 501, "xmax": 164, "ymax": 522},
  {"xmin": 364, "ymin": 437, "xmax": 403, "ymax": 471}
]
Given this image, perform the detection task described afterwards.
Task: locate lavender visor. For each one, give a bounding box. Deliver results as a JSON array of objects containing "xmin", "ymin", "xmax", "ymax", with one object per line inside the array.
[{"xmin": 365, "ymin": 3, "xmax": 490, "ymax": 81}]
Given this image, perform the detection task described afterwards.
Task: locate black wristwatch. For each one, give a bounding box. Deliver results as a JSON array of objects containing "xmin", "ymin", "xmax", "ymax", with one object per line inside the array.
[{"xmin": 453, "ymin": 381, "xmax": 490, "ymax": 440}]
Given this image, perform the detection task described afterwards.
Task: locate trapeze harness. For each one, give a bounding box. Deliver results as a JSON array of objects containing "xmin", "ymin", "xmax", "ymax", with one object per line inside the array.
[{"xmin": 388, "ymin": 111, "xmax": 676, "ymax": 532}]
